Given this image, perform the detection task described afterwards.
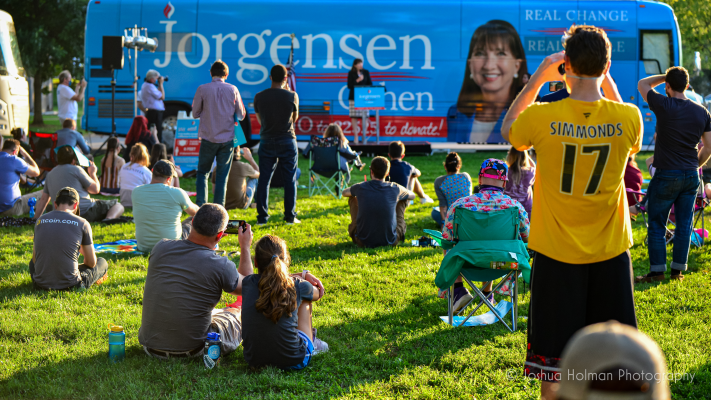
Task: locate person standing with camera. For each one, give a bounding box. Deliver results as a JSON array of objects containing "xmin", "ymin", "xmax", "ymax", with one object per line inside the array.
[
  {"xmin": 501, "ymin": 26, "xmax": 641, "ymax": 399},
  {"xmin": 141, "ymin": 70, "xmax": 166, "ymax": 143}
]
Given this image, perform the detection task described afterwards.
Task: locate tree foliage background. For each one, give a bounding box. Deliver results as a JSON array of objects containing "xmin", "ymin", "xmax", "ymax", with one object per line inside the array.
[
  {"xmin": 4, "ymin": 0, "xmax": 89, "ymax": 124},
  {"xmin": 661, "ymin": 0, "xmax": 711, "ymax": 95}
]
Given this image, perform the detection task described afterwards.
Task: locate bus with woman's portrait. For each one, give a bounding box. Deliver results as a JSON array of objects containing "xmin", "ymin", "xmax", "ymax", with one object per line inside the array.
[{"xmin": 448, "ymin": 20, "xmax": 529, "ymax": 143}]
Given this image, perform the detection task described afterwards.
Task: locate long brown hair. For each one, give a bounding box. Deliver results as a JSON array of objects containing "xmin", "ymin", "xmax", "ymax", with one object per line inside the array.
[
  {"xmin": 254, "ymin": 235, "xmax": 297, "ymax": 324},
  {"xmin": 457, "ymin": 20, "xmax": 528, "ymax": 116},
  {"xmin": 101, "ymin": 137, "xmax": 119, "ymax": 179},
  {"xmin": 324, "ymin": 123, "xmax": 347, "ymax": 145},
  {"xmin": 506, "ymin": 147, "xmax": 534, "ymax": 186},
  {"xmin": 150, "ymin": 143, "xmax": 168, "ymax": 169}
]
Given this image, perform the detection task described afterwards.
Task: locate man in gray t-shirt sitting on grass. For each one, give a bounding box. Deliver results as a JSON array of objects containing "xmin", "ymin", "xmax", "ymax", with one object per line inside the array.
[
  {"xmin": 30, "ymin": 187, "xmax": 109, "ymax": 290},
  {"xmin": 138, "ymin": 204, "xmax": 254, "ymax": 359},
  {"xmin": 343, "ymin": 157, "xmax": 415, "ymax": 248},
  {"xmin": 34, "ymin": 146, "xmax": 124, "ymax": 222}
]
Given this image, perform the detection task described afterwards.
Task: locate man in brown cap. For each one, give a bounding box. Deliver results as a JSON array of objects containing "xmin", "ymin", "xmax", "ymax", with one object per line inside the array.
[{"xmin": 30, "ymin": 187, "xmax": 108, "ymax": 290}]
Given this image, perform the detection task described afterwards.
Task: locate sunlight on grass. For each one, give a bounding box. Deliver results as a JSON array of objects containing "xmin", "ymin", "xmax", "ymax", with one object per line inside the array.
[{"xmin": 0, "ymin": 152, "xmax": 709, "ymax": 399}]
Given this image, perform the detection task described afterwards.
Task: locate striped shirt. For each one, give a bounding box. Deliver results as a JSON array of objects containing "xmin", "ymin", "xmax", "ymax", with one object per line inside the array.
[
  {"xmin": 99, "ymin": 154, "xmax": 125, "ymax": 190},
  {"xmin": 192, "ymin": 77, "xmax": 246, "ymax": 144}
]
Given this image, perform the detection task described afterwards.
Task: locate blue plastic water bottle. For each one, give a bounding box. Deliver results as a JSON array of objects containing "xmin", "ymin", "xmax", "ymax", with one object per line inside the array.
[
  {"xmin": 203, "ymin": 332, "xmax": 221, "ymax": 369},
  {"xmin": 28, "ymin": 197, "xmax": 37, "ymax": 219},
  {"xmin": 108, "ymin": 323, "xmax": 125, "ymax": 363}
]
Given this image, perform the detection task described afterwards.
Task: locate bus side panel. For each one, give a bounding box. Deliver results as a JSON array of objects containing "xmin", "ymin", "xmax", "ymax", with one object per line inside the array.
[
  {"xmin": 637, "ymin": 1, "xmax": 679, "ymax": 145},
  {"xmin": 83, "ymin": 0, "xmax": 122, "ymax": 133},
  {"xmin": 173, "ymin": 0, "xmax": 463, "ymax": 142},
  {"xmin": 579, "ymin": 1, "xmax": 639, "ymax": 107}
]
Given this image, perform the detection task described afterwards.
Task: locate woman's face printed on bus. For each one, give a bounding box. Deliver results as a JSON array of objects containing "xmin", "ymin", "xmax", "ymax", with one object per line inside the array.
[{"xmin": 469, "ymin": 40, "xmax": 522, "ymax": 95}]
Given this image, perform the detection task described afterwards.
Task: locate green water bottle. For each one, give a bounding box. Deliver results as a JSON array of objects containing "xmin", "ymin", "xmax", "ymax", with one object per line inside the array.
[{"xmin": 108, "ymin": 323, "xmax": 125, "ymax": 363}]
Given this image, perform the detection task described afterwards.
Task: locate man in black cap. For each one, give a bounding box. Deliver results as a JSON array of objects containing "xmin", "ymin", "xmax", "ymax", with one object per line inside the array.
[
  {"xmin": 132, "ymin": 160, "xmax": 200, "ymax": 253},
  {"xmin": 30, "ymin": 187, "xmax": 109, "ymax": 290}
]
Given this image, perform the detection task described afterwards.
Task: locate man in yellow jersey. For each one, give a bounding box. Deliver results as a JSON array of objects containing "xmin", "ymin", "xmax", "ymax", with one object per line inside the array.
[{"xmin": 501, "ymin": 26, "xmax": 643, "ymax": 399}]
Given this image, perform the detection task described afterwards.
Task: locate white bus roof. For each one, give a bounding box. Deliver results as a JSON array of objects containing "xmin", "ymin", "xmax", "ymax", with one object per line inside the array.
[{"xmin": 0, "ymin": 10, "xmax": 14, "ymax": 24}]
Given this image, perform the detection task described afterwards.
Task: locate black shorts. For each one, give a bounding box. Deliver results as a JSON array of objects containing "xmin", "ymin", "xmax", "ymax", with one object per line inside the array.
[{"xmin": 524, "ymin": 251, "xmax": 637, "ymax": 382}]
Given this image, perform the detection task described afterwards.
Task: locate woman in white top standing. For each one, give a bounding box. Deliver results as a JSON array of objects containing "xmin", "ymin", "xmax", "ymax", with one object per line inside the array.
[{"xmin": 118, "ymin": 143, "xmax": 152, "ymax": 207}]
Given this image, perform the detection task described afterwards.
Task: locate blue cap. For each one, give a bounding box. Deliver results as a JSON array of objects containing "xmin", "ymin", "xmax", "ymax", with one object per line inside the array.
[
  {"xmin": 207, "ymin": 332, "xmax": 221, "ymax": 341},
  {"xmin": 478, "ymin": 158, "xmax": 509, "ymax": 182}
]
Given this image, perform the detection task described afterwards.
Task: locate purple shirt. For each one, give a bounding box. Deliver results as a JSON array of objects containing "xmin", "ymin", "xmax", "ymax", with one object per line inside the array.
[
  {"xmin": 140, "ymin": 82, "xmax": 165, "ymax": 111},
  {"xmin": 192, "ymin": 77, "xmax": 246, "ymax": 144},
  {"xmin": 504, "ymin": 167, "xmax": 535, "ymax": 216}
]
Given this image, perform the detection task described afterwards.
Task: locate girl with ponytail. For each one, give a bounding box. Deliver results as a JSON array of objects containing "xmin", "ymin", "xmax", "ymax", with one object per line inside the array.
[
  {"xmin": 99, "ymin": 137, "xmax": 125, "ymax": 194},
  {"xmin": 241, "ymin": 234, "xmax": 328, "ymax": 370}
]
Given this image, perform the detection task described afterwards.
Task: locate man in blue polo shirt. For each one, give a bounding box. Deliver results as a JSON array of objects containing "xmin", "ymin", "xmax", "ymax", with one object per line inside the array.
[{"xmin": 0, "ymin": 139, "xmax": 41, "ymax": 216}]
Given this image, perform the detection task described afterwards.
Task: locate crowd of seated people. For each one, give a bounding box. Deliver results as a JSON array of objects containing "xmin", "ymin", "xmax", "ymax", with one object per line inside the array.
[{"xmin": 1, "ymin": 122, "xmax": 688, "ymax": 380}]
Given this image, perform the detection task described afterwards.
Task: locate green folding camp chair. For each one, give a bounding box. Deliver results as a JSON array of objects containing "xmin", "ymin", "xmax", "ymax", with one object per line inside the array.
[
  {"xmin": 308, "ymin": 143, "xmax": 350, "ymax": 199},
  {"xmin": 426, "ymin": 207, "xmax": 531, "ymax": 331}
]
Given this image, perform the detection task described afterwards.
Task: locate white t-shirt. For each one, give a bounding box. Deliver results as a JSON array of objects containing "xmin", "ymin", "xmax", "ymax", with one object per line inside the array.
[
  {"xmin": 118, "ymin": 163, "xmax": 152, "ymax": 190},
  {"xmin": 57, "ymin": 84, "xmax": 78, "ymax": 121},
  {"xmin": 469, "ymin": 119, "xmax": 497, "ymax": 143}
]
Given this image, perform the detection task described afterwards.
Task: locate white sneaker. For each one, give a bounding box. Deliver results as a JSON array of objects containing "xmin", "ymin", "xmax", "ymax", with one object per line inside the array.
[
  {"xmin": 420, "ymin": 196, "xmax": 434, "ymax": 204},
  {"xmin": 256, "ymin": 222, "xmax": 267, "ymax": 226},
  {"xmin": 287, "ymin": 218, "xmax": 301, "ymax": 225},
  {"xmin": 312, "ymin": 337, "xmax": 329, "ymax": 355}
]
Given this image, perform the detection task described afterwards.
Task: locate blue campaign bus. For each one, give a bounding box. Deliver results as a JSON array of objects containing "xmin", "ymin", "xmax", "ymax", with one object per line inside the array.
[{"xmin": 83, "ymin": 0, "xmax": 681, "ymax": 145}]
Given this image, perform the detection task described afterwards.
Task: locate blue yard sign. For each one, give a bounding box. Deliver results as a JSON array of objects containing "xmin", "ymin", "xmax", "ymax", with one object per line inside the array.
[{"xmin": 354, "ymin": 86, "xmax": 386, "ymax": 110}]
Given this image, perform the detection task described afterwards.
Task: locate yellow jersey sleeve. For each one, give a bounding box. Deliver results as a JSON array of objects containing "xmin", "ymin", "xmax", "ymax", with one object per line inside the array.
[
  {"xmin": 509, "ymin": 104, "xmax": 544, "ymax": 150},
  {"xmin": 629, "ymin": 105, "xmax": 644, "ymax": 155}
]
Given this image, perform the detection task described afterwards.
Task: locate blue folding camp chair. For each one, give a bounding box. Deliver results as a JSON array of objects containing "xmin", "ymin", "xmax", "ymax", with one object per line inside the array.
[
  {"xmin": 307, "ymin": 136, "xmax": 351, "ymax": 199},
  {"xmin": 426, "ymin": 207, "xmax": 531, "ymax": 331}
]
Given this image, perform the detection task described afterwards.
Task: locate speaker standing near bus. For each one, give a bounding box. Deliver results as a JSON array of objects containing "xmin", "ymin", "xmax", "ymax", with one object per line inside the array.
[
  {"xmin": 57, "ymin": 70, "xmax": 86, "ymax": 124},
  {"xmin": 141, "ymin": 70, "xmax": 166, "ymax": 143},
  {"xmin": 192, "ymin": 61, "xmax": 246, "ymax": 207},
  {"xmin": 347, "ymin": 59, "xmax": 372, "ymax": 144}
]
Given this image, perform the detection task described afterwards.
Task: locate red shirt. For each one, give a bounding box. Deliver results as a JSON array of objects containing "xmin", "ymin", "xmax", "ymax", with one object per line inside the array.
[{"xmin": 624, "ymin": 163, "xmax": 644, "ymax": 206}]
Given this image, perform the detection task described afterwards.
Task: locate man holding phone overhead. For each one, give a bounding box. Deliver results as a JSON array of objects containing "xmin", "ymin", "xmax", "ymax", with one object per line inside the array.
[
  {"xmin": 501, "ymin": 26, "xmax": 643, "ymax": 399},
  {"xmin": 132, "ymin": 160, "xmax": 200, "ymax": 253}
]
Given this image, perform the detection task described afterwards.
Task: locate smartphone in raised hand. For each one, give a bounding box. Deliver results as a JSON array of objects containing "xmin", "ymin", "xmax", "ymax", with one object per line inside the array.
[{"xmin": 225, "ymin": 220, "xmax": 247, "ymax": 234}]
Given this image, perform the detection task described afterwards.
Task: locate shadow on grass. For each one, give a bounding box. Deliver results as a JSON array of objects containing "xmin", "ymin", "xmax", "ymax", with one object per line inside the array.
[{"xmin": 0, "ymin": 294, "xmax": 528, "ymax": 399}]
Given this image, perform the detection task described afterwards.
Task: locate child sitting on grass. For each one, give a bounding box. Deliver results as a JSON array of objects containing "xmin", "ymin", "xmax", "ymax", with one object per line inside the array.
[
  {"xmin": 241, "ymin": 234, "xmax": 328, "ymax": 370},
  {"xmin": 504, "ymin": 147, "xmax": 535, "ymax": 216}
]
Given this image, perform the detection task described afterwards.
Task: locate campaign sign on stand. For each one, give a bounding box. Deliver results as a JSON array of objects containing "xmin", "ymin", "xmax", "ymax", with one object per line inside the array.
[
  {"xmin": 174, "ymin": 116, "xmax": 247, "ymax": 173},
  {"xmin": 354, "ymin": 86, "xmax": 386, "ymax": 110}
]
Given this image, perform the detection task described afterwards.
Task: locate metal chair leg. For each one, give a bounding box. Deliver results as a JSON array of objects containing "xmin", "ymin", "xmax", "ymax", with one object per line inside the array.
[
  {"xmin": 448, "ymin": 285, "xmax": 453, "ymax": 326},
  {"xmin": 513, "ymin": 272, "xmax": 519, "ymax": 331}
]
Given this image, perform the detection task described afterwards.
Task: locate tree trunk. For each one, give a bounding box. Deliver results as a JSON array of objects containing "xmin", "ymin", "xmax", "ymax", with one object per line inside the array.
[{"xmin": 32, "ymin": 73, "xmax": 44, "ymax": 125}]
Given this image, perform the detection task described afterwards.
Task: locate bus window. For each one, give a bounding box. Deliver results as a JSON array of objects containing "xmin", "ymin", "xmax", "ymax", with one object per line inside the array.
[
  {"xmin": 641, "ymin": 31, "xmax": 671, "ymax": 75},
  {"xmin": 0, "ymin": 21, "xmax": 25, "ymax": 77}
]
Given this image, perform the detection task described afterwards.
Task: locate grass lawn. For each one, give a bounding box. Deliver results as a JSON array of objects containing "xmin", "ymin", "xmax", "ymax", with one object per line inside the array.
[{"xmin": 0, "ymin": 152, "xmax": 709, "ymax": 399}]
